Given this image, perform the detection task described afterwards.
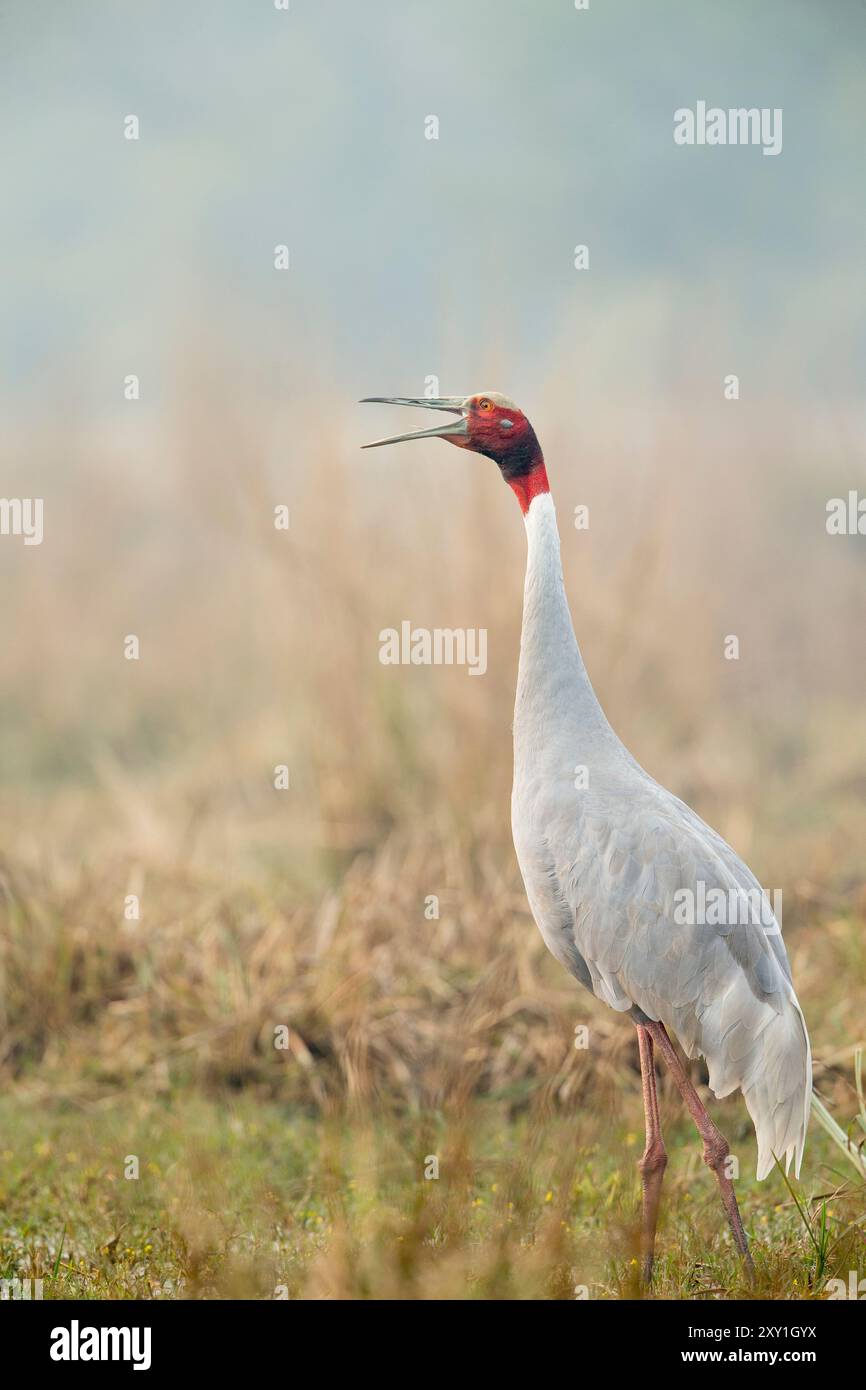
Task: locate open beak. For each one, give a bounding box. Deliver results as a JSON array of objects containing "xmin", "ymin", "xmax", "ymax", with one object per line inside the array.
[{"xmin": 360, "ymin": 396, "xmax": 469, "ymax": 449}]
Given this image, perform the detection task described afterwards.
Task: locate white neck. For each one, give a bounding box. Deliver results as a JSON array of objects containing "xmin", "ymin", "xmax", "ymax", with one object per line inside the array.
[{"xmin": 513, "ymin": 492, "xmax": 615, "ymax": 768}]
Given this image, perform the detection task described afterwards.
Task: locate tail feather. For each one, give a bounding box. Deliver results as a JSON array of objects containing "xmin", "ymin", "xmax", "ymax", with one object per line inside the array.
[
  {"xmin": 694, "ymin": 982, "xmax": 811, "ymax": 1181},
  {"xmin": 738, "ymin": 998, "xmax": 811, "ymax": 1181}
]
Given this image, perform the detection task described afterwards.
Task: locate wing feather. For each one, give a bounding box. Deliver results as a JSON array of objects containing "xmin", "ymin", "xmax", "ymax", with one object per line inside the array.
[{"xmin": 515, "ymin": 773, "xmax": 811, "ymax": 1178}]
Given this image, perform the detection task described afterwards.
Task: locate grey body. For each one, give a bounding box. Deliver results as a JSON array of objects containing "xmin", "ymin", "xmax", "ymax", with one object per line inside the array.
[{"xmin": 511, "ymin": 493, "xmax": 811, "ymax": 1178}]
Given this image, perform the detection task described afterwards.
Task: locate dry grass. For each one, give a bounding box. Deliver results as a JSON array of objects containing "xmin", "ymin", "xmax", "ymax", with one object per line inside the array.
[{"xmin": 0, "ymin": 375, "xmax": 864, "ymax": 1296}]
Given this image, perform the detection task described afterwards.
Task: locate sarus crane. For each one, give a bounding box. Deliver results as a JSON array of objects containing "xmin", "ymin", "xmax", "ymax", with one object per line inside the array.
[{"xmin": 361, "ymin": 391, "xmax": 811, "ymax": 1278}]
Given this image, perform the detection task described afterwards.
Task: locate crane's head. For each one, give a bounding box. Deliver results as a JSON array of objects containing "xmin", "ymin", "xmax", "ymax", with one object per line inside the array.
[{"xmin": 360, "ymin": 392, "xmax": 549, "ymax": 512}]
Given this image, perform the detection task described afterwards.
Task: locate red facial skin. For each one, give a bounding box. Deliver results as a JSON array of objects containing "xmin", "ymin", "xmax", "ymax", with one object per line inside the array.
[{"xmin": 443, "ymin": 396, "xmax": 550, "ymax": 515}]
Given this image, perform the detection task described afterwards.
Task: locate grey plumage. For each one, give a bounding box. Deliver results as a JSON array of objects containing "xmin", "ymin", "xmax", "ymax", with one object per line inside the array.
[{"xmin": 512, "ymin": 493, "xmax": 811, "ymax": 1180}]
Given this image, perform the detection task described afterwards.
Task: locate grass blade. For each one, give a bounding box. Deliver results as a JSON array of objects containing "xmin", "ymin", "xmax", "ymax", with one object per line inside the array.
[{"xmin": 810, "ymin": 1091, "xmax": 866, "ymax": 1181}]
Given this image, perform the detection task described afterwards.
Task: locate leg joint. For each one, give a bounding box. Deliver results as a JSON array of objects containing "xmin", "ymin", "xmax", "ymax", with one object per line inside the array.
[
  {"xmin": 638, "ymin": 1140, "xmax": 668, "ymax": 1177},
  {"xmin": 702, "ymin": 1129, "xmax": 729, "ymax": 1172}
]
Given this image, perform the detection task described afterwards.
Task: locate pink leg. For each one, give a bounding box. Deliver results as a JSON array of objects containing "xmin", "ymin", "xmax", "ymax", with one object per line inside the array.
[
  {"xmin": 636, "ymin": 1024, "xmax": 668, "ymax": 1282},
  {"xmin": 646, "ymin": 1021, "xmax": 754, "ymax": 1274}
]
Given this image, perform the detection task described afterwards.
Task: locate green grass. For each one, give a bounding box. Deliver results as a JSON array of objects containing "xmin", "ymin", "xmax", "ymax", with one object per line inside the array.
[{"xmin": 1, "ymin": 1091, "xmax": 862, "ymax": 1300}]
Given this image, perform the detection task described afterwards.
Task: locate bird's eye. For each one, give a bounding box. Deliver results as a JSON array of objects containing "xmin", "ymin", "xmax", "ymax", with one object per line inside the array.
[{"xmin": 478, "ymin": 399, "xmax": 493, "ymax": 412}]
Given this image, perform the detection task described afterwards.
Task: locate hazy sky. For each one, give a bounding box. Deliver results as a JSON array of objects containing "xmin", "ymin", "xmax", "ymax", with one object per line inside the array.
[{"xmin": 3, "ymin": 1, "xmax": 865, "ymax": 428}]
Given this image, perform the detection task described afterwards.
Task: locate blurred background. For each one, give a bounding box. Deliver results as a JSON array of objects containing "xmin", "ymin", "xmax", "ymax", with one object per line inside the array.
[{"xmin": 0, "ymin": 0, "xmax": 863, "ymax": 1299}]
